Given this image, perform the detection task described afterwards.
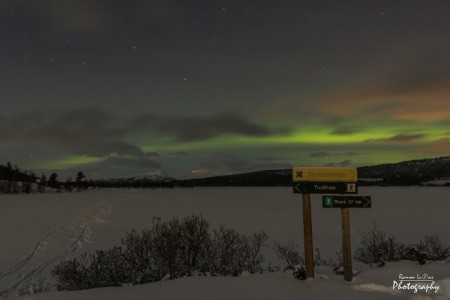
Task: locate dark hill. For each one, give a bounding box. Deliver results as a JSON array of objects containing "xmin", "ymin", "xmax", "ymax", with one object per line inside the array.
[
  {"xmin": 358, "ymin": 156, "xmax": 450, "ymax": 185},
  {"xmin": 175, "ymin": 156, "xmax": 450, "ymax": 187},
  {"xmin": 176, "ymin": 169, "xmax": 291, "ymax": 187}
]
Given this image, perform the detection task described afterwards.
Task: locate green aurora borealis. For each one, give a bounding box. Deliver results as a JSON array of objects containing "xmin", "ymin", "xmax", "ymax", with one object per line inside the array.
[{"xmin": 1, "ymin": 1, "xmax": 450, "ymax": 178}]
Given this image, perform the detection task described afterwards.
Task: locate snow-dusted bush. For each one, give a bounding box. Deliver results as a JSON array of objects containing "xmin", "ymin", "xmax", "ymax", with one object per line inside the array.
[
  {"xmin": 52, "ymin": 215, "xmax": 268, "ymax": 291},
  {"xmin": 146, "ymin": 215, "xmax": 211, "ymax": 279},
  {"xmin": 52, "ymin": 255, "xmax": 91, "ymax": 291},
  {"xmin": 403, "ymin": 245, "xmax": 427, "ymax": 265},
  {"xmin": 52, "ymin": 247, "xmax": 130, "ymax": 291},
  {"xmin": 399, "ymin": 235, "xmax": 449, "ymax": 264},
  {"xmin": 314, "ymin": 248, "xmax": 340, "ymax": 267},
  {"xmin": 293, "ymin": 264, "xmax": 306, "ymax": 280},
  {"xmin": 203, "ymin": 226, "xmax": 267, "ymax": 276},
  {"xmin": 417, "ymin": 235, "xmax": 450, "ymax": 261},
  {"xmin": 273, "ymin": 243, "xmax": 342, "ymax": 279},
  {"xmin": 354, "ymin": 223, "xmax": 403, "ymax": 265},
  {"xmin": 273, "ymin": 239, "xmax": 303, "ymax": 272},
  {"xmin": 236, "ymin": 231, "xmax": 268, "ymax": 274},
  {"xmin": 354, "ymin": 225, "xmax": 449, "ymax": 265}
]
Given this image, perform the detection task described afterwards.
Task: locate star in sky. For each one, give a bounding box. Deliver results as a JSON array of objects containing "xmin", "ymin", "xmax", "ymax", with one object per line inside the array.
[{"xmin": 0, "ymin": 0, "xmax": 449, "ymax": 178}]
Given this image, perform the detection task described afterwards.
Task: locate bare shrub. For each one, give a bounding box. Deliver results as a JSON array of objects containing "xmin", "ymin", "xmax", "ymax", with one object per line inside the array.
[
  {"xmin": 52, "ymin": 255, "xmax": 92, "ymax": 291},
  {"xmin": 354, "ymin": 223, "xmax": 402, "ymax": 265},
  {"xmin": 238, "ymin": 231, "xmax": 268, "ymax": 274},
  {"xmin": 204, "ymin": 226, "xmax": 242, "ymax": 276},
  {"xmin": 273, "ymin": 239, "xmax": 303, "ymax": 272},
  {"xmin": 53, "ymin": 215, "xmax": 268, "ymax": 291},
  {"xmin": 417, "ymin": 235, "xmax": 450, "ymax": 261},
  {"xmin": 120, "ymin": 229, "xmax": 162, "ymax": 284},
  {"xmin": 354, "ymin": 226, "xmax": 449, "ymax": 265},
  {"xmin": 148, "ymin": 215, "xmax": 210, "ymax": 279},
  {"xmin": 404, "ymin": 245, "xmax": 427, "ymax": 265}
]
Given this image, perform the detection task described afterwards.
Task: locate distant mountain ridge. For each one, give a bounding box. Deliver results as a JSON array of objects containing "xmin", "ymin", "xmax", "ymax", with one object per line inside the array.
[
  {"xmin": 1, "ymin": 156, "xmax": 450, "ymax": 187},
  {"xmin": 176, "ymin": 169, "xmax": 290, "ymax": 187},
  {"xmin": 176, "ymin": 156, "xmax": 450, "ymax": 187},
  {"xmin": 132, "ymin": 170, "xmax": 175, "ymax": 182},
  {"xmin": 358, "ymin": 156, "xmax": 450, "ymax": 185}
]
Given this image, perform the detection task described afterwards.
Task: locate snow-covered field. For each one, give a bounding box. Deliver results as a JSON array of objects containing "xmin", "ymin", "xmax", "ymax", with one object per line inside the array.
[{"xmin": 1, "ymin": 187, "xmax": 449, "ymax": 299}]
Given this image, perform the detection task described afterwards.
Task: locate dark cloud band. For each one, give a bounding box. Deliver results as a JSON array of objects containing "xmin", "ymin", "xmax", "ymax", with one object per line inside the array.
[{"xmin": 127, "ymin": 111, "xmax": 287, "ymax": 142}]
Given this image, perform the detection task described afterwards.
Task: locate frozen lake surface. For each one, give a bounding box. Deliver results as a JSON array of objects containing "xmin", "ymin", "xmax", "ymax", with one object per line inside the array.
[{"xmin": 1, "ymin": 187, "xmax": 449, "ymax": 299}]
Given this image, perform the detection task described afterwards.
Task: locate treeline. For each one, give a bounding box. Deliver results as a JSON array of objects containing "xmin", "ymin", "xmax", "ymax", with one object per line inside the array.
[
  {"xmin": 0, "ymin": 162, "xmax": 90, "ymax": 194},
  {"xmin": 176, "ymin": 156, "xmax": 450, "ymax": 187},
  {"xmin": 358, "ymin": 156, "xmax": 450, "ymax": 185},
  {"xmin": 93, "ymin": 179, "xmax": 178, "ymax": 189},
  {"xmin": 175, "ymin": 169, "xmax": 291, "ymax": 187},
  {"xmin": 91, "ymin": 169, "xmax": 291, "ymax": 189},
  {"xmin": 3, "ymin": 155, "xmax": 450, "ymax": 193},
  {"xmin": 0, "ymin": 162, "xmax": 36, "ymax": 193}
]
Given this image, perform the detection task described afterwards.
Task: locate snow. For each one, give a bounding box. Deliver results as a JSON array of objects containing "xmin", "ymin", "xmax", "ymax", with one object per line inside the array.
[
  {"xmin": 131, "ymin": 170, "xmax": 175, "ymax": 181},
  {"xmin": 8, "ymin": 264, "xmax": 450, "ymax": 300},
  {"xmin": 423, "ymin": 179, "xmax": 450, "ymax": 186},
  {"xmin": 1, "ymin": 187, "xmax": 450, "ymax": 299}
]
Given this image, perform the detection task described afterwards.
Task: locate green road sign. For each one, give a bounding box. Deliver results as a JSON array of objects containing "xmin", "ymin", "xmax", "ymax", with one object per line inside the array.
[
  {"xmin": 293, "ymin": 182, "xmax": 358, "ymax": 194},
  {"xmin": 322, "ymin": 195, "xmax": 371, "ymax": 208}
]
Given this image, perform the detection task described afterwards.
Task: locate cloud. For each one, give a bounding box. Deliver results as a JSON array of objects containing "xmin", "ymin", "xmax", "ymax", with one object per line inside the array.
[
  {"xmin": 332, "ymin": 126, "xmax": 360, "ymax": 135},
  {"xmin": 418, "ymin": 138, "xmax": 450, "ymax": 153},
  {"xmin": 339, "ymin": 151, "xmax": 363, "ymax": 157},
  {"xmin": 256, "ymin": 156, "xmax": 284, "ymax": 162},
  {"xmin": 310, "ymin": 151, "xmax": 363, "ymax": 158},
  {"xmin": 145, "ymin": 152, "xmax": 160, "ymax": 158},
  {"xmin": 262, "ymin": 42, "xmax": 450, "ymax": 123},
  {"xmin": 28, "ymin": 108, "xmax": 141, "ymax": 157},
  {"xmin": 47, "ymin": 1, "xmax": 114, "ymax": 33},
  {"xmin": 169, "ymin": 151, "xmax": 188, "ymax": 156},
  {"xmin": 206, "ymin": 153, "xmax": 249, "ymax": 173},
  {"xmin": 324, "ymin": 160, "xmax": 353, "ymax": 167},
  {"xmin": 73, "ymin": 142, "xmax": 143, "ymax": 158},
  {"xmin": 192, "ymin": 152, "xmax": 292, "ymax": 177},
  {"xmin": 1, "ymin": 108, "xmax": 288, "ymax": 170},
  {"xmin": 310, "ymin": 151, "xmax": 330, "ymax": 158},
  {"xmin": 99, "ymin": 157, "xmax": 161, "ymax": 169},
  {"xmin": 365, "ymin": 134, "xmax": 426, "ymax": 143},
  {"xmin": 0, "ymin": 108, "xmax": 144, "ymax": 158},
  {"xmin": 0, "ymin": 1, "xmax": 113, "ymax": 34},
  {"xmin": 311, "ymin": 51, "xmax": 450, "ymax": 122},
  {"xmin": 0, "ymin": 0, "xmax": 182, "ymax": 35},
  {"xmin": 128, "ymin": 111, "xmax": 288, "ymax": 142}
]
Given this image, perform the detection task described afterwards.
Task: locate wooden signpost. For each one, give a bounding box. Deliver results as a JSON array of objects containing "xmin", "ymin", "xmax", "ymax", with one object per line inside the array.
[
  {"xmin": 292, "ymin": 167, "xmax": 358, "ymax": 280},
  {"xmin": 341, "ymin": 207, "xmax": 352, "ymax": 281},
  {"xmin": 322, "ymin": 195, "xmax": 371, "ymax": 281}
]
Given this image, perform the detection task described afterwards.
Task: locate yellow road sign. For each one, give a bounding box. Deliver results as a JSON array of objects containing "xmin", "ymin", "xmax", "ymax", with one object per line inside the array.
[{"xmin": 293, "ymin": 167, "xmax": 357, "ymax": 182}]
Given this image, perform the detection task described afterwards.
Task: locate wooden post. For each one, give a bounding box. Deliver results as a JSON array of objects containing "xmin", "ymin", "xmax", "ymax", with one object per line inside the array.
[
  {"xmin": 341, "ymin": 207, "xmax": 352, "ymax": 281},
  {"xmin": 302, "ymin": 193, "xmax": 314, "ymax": 278}
]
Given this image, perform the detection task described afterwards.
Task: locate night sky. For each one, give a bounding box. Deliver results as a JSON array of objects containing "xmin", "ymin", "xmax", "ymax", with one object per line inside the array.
[{"xmin": 1, "ymin": 0, "xmax": 450, "ymax": 178}]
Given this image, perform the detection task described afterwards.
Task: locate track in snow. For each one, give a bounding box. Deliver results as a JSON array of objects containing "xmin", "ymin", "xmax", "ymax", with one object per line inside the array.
[{"xmin": 0, "ymin": 203, "xmax": 111, "ymax": 297}]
